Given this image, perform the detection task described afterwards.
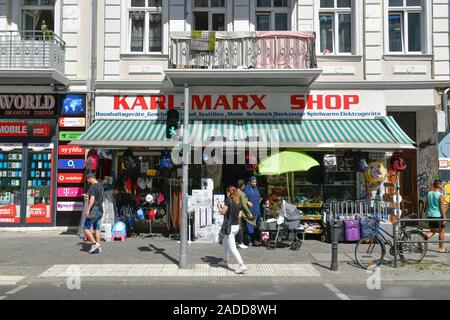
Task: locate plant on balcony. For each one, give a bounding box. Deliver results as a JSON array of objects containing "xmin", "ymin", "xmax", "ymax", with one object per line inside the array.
[{"xmin": 41, "ymin": 20, "xmax": 52, "ymax": 41}]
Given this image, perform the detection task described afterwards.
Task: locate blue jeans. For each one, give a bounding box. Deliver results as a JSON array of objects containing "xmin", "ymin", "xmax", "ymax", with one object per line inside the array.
[{"xmin": 84, "ymin": 217, "xmax": 102, "ymax": 231}]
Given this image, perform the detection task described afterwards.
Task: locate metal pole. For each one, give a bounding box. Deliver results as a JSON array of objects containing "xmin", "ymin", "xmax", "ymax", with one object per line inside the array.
[
  {"xmin": 393, "ymin": 220, "xmax": 397, "ymax": 268},
  {"xmin": 331, "ymin": 219, "xmax": 339, "ymax": 271},
  {"xmin": 179, "ymin": 84, "xmax": 190, "ymax": 269}
]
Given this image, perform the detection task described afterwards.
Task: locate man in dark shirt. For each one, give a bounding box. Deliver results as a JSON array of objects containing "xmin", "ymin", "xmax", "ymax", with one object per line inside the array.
[{"xmin": 84, "ymin": 174, "xmax": 104, "ymax": 254}]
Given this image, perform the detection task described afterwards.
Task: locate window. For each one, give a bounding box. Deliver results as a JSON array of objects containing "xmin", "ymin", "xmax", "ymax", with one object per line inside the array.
[
  {"xmin": 128, "ymin": 0, "xmax": 162, "ymax": 53},
  {"xmin": 22, "ymin": 0, "xmax": 56, "ymax": 32},
  {"xmin": 193, "ymin": 0, "xmax": 226, "ymax": 31},
  {"xmin": 388, "ymin": 0, "xmax": 422, "ymax": 53},
  {"xmin": 256, "ymin": 0, "xmax": 290, "ymax": 31},
  {"xmin": 319, "ymin": 0, "xmax": 353, "ymax": 54}
]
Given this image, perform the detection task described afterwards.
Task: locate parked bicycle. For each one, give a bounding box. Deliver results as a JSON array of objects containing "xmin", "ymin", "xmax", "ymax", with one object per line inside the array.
[{"xmin": 355, "ymin": 215, "xmax": 427, "ymax": 269}]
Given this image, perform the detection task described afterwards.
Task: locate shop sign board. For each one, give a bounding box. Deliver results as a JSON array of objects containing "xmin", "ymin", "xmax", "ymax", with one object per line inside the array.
[
  {"xmin": 32, "ymin": 124, "xmax": 51, "ymax": 137},
  {"xmin": 95, "ymin": 91, "xmax": 386, "ymax": 120},
  {"xmin": 57, "ymin": 187, "xmax": 84, "ymax": 198},
  {"xmin": 439, "ymin": 158, "xmax": 450, "ymax": 170},
  {"xmin": 58, "ymin": 159, "xmax": 85, "ymax": 170},
  {"xmin": 29, "ymin": 204, "xmax": 47, "ymax": 218},
  {"xmin": 59, "ymin": 132, "xmax": 84, "ymax": 141},
  {"xmin": 58, "ymin": 173, "xmax": 84, "ymax": 184},
  {"xmin": 0, "ymin": 205, "xmax": 17, "ymax": 218},
  {"xmin": 58, "ymin": 145, "xmax": 85, "ymax": 156},
  {"xmin": 59, "ymin": 118, "xmax": 86, "ymax": 128},
  {"xmin": 0, "ymin": 123, "xmax": 28, "ymax": 137},
  {"xmin": 0, "ymin": 94, "xmax": 57, "ymax": 117},
  {"xmin": 57, "ymin": 202, "xmax": 84, "ymax": 212}
]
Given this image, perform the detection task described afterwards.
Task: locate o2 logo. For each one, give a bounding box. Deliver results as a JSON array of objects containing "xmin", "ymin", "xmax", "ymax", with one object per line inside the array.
[{"xmin": 58, "ymin": 160, "xmax": 85, "ymax": 170}]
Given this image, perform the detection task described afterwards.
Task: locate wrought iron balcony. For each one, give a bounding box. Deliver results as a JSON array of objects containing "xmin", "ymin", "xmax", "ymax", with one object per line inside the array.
[
  {"xmin": 0, "ymin": 30, "xmax": 65, "ymax": 73},
  {"xmin": 169, "ymin": 31, "xmax": 317, "ymax": 70}
]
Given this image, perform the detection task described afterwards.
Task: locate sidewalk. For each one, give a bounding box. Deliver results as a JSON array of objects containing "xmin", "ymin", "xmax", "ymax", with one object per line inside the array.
[{"xmin": 0, "ymin": 231, "xmax": 449, "ymax": 282}]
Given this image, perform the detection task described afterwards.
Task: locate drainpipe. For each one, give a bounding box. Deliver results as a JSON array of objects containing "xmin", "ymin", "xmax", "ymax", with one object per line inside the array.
[
  {"xmin": 443, "ymin": 88, "xmax": 450, "ymax": 132},
  {"xmin": 88, "ymin": 0, "xmax": 98, "ymax": 128}
]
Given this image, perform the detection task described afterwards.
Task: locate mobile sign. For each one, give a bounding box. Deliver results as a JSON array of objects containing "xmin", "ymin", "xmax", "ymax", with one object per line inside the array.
[
  {"xmin": 58, "ymin": 159, "xmax": 85, "ymax": 170},
  {"xmin": 59, "ymin": 132, "xmax": 84, "ymax": 141},
  {"xmin": 58, "ymin": 145, "xmax": 85, "ymax": 156},
  {"xmin": 57, "ymin": 187, "xmax": 84, "ymax": 198},
  {"xmin": 59, "ymin": 118, "xmax": 86, "ymax": 128},
  {"xmin": 57, "ymin": 202, "xmax": 84, "ymax": 212},
  {"xmin": 58, "ymin": 173, "xmax": 84, "ymax": 184}
]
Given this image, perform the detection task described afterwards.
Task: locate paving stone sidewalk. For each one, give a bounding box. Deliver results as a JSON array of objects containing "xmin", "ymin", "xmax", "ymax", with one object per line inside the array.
[{"xmin": 0, "ymin": 231, "xmax": 449, "ymax": 281}]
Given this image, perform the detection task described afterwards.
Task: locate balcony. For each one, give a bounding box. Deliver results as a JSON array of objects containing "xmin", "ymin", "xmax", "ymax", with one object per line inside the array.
[
  {"xmin": 0, "ymin": 31, "xmax": 68, "ymax": 86},
  {"xmin": 166, "ymin": 31, "xmax": 321, "ymax": 87}
]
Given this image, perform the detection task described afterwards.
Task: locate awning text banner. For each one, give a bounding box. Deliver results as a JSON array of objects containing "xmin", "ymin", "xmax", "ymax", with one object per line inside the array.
[{"xmin": 95, "ymin": 91, "xmax": 386, "ymax": 120}]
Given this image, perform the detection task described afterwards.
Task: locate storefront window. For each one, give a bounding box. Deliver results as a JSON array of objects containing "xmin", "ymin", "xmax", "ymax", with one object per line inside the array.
[{"xmin": 0, "ymin": 147, "xmax": 23, "ymax": 224}]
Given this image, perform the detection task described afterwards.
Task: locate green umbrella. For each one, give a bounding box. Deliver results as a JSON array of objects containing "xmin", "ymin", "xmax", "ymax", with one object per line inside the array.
[
  {"xmin": 259, "ymin": 151, "xmax": 320, "ymax": 201},
  {"xmin": 259, "ymin": 151, "xmax": 319, "ymax": 175}
]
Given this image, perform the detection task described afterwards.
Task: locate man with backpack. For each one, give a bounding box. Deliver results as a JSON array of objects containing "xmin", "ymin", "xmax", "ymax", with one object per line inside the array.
[{"xmin": 84, "ymin": 174, "xmax": 104, "ymax": 254}]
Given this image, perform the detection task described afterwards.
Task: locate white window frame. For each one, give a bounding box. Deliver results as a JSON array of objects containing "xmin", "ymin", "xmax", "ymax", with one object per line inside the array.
[
  {"xmin": 383, "ymin": 0, "xmax": 431, "ymax": 55},
  {"xmin": 21, "ymin": 0, "xmax": 56, "ymax": 32},
  {"xmin": 254, "ymin": 0, "xmax": 291, "ymax": 31},
  {"xmin": 191, "ymin": 0, "xmax": 228, "ymax": 31},
  {"xmin": 317, "ymin": 0, "xmax": 355, "ymax": 56}
]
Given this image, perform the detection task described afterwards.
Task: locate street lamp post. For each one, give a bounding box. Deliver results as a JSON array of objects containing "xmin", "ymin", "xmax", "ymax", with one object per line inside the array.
[{"xmin": 179, "ymin": 84, "xmax": 190, "ymax": 269}]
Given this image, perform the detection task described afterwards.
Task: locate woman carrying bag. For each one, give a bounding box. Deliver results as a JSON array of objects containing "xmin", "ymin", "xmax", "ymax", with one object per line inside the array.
[{"xmin": 217, "ymin": 186, "xmax": 248, "ymax": 274}]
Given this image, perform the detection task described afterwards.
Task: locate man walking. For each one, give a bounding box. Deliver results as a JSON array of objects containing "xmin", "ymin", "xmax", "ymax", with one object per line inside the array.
[{"xmin": 84, "ymin": 173, "xmax": 104, "ymax": 254}]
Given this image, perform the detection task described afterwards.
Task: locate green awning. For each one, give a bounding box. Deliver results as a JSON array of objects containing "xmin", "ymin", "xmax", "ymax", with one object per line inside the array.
[{"xmin": 73, "ymin": 117, "xmax": 415, "ymax": 150}]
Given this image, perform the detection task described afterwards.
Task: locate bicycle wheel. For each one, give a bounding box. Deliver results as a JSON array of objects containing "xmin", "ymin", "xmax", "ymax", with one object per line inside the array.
[
  {"xmin": 398, "ymin": 229, "xmax": 428, "ymax": 264},
  {"xmin": 355, "ymin": 236, "xmax": 385, "ymax": 270}
]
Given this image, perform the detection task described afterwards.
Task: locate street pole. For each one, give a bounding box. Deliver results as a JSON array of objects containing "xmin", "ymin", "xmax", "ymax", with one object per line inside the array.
[
  {"xmin": 179, "ymin": 84, "xmax": 190, "ymax": 269},
  {"xmin": 331, "ymin": 219, "xmax": 339, "ymax": 271}
]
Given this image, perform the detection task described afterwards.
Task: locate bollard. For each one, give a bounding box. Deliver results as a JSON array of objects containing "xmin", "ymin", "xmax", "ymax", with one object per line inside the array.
[{"xmin": 331, "ymin": 219, "xmax": 339, "ymax": 271}]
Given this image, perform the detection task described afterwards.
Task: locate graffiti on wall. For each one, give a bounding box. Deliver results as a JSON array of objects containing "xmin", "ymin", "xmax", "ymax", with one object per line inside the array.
[{"xmin": 417, "ymin": 171, "xmax": 430, "ymax": 198}]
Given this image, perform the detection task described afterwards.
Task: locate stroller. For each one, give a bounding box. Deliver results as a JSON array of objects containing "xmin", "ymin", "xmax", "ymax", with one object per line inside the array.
[{"xmin": 260, "ymin": 201, "xmax": 305, "ymax": 251}]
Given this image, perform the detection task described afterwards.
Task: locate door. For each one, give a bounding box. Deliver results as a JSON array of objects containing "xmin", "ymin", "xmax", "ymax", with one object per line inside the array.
[{"xmin": 399, "ymin": 149, "xmax": 418, "ymax": 216}]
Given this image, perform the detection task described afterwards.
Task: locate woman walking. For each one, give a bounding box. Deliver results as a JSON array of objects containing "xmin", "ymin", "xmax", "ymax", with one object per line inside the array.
[
  {"xmin": 424, "ymin": 179, "xmax": 448, "ymax": 253},
  {"xmin": 217, "ymin": 186, "xmax": 248, "ymax": 274}
]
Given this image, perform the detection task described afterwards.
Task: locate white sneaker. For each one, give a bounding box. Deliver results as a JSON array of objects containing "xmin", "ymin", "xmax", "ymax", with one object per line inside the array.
[
  {"xmin": 235, "ymin": 265, "xmax": 247, "ymax": 274},
  {"xmin": 89, "ymin": 243, "xmax": 101, "ymax": 254},
  {"xmin": 98, "ymin": 246, "xmax": 102, "ymax": 253},
  {"xmin": 238, "ymin": 244, "xmax": 248, "ymax": 249}
]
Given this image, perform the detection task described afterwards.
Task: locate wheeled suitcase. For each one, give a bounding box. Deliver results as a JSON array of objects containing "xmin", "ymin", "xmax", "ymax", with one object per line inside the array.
[{"xmin": 344, "ymin": 219, "xmax": 361, "ymax": 242}]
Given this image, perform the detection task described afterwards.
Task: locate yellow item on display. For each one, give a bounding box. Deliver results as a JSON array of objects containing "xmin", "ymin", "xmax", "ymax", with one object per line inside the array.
[
  {"xmin": 147, "ymin": 169, "xmax": 157, "ymax": 177},
  {"xmin": 444, "ymin": 183, "xmax": 450, "ymax": 204},
  {"xmin": 365, "ymin": 161, "xmax": 387, "ymax": 183}
]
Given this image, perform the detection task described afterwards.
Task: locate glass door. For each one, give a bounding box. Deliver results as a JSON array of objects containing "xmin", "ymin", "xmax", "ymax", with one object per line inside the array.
[
  {"xmin": 25, "ymin": 144, "xmax": 54, "ymax": 224},
  {"xmin": 0, "ymin": 145, "xmax": 24, "ymax": 224}
]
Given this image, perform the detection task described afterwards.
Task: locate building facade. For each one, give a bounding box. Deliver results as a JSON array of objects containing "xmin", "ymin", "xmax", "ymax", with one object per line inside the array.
[{"xmin": 1, "ymin": 0, "xmax": 449, "ymax": 228}]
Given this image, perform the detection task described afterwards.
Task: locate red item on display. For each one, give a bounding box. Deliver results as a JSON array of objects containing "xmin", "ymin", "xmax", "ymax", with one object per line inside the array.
[{"xmin": 148, "ymin": 209, "xmax": 156, "ymax": 220}]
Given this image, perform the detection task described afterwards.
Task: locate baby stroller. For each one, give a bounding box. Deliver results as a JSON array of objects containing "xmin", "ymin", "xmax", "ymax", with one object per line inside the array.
[{"xmin": 260, "ymin": 201, "xmax": 305, "ymax": 251}]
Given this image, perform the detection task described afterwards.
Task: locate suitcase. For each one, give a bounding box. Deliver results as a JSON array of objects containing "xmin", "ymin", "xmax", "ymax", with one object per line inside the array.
[{"xmin": 344, "ymin": 219, "xmax": 361, "ymax": 242}]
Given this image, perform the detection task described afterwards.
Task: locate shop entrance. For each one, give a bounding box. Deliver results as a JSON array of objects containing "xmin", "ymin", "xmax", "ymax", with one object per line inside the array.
[{"xmin": 388, "ymin": 112, "xmax": 418, "ymax": 216}]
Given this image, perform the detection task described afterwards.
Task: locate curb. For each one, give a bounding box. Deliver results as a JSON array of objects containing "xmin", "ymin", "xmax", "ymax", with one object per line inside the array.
[{"xmin": 0, "ymin": 227, "xmax": 78, "ymax": 233}]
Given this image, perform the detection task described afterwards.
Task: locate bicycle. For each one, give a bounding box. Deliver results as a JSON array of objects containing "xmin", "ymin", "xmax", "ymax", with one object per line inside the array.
[{"xmin": 355, "ymin": 215, "xmax": 428, "ymax": 269}]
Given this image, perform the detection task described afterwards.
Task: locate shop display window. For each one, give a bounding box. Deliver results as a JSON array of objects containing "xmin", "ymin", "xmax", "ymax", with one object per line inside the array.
[
  {"xmin": 25, "ymin": 146, "xmax": 54, "ymax": 224},
  {"xmin": 0, "ymin": 148, "xmax": 23, "ymax": 224}
]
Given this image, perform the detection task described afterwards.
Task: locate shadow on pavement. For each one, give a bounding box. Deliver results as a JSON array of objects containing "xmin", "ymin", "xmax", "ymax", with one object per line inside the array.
[{"xmin": 148, "ymin": 244, "xmax": 179, "ymax": 265}]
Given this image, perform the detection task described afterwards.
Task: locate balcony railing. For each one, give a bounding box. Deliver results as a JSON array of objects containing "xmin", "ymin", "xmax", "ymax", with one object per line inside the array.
[
  {"xmin": 169, "ymin": 31, "xmax": 317, "ymax": 70},
  {"xmin": 0, "ymin": 30, "xmax": 65, "ymax": 73}
]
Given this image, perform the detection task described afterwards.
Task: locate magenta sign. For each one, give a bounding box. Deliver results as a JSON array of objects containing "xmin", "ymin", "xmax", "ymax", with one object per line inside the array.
[{"xmin": 57, "ymin": 187, "xmax": 84, "ymax": 198}]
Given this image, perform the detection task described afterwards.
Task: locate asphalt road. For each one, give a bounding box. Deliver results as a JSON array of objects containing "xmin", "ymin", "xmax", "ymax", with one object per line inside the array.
[{"xmin": 1, "ymin": 279, "xmax": 449, "ymax": 301}]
